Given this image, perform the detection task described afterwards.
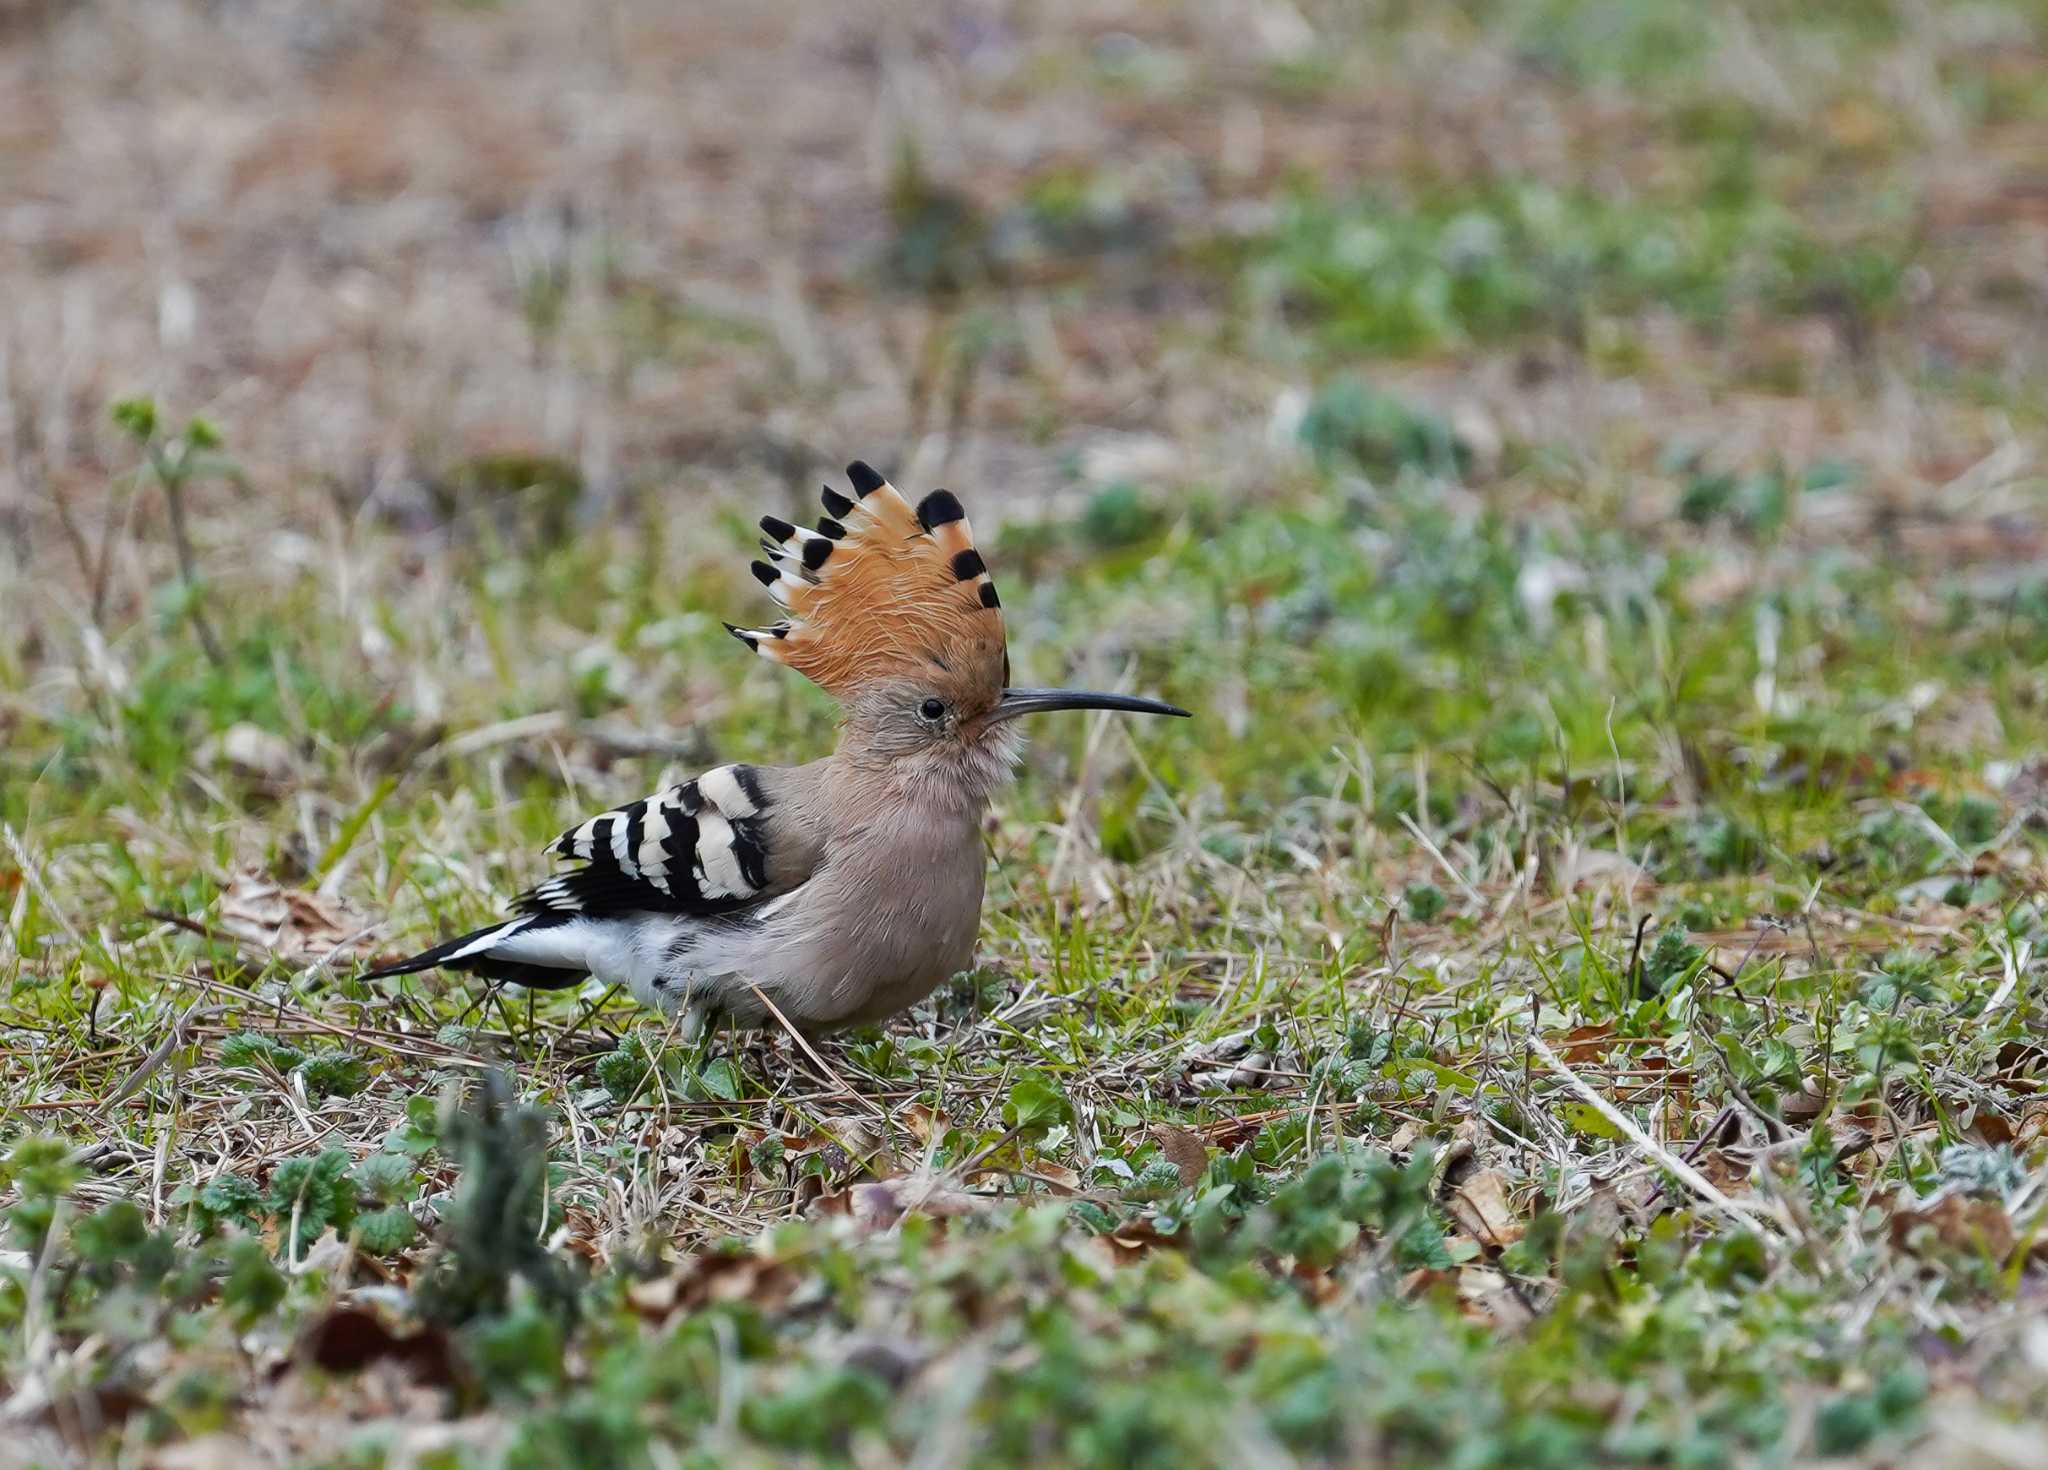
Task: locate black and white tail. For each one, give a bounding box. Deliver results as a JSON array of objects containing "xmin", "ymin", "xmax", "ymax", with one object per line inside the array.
[
  {"xmin": 359, "ymin": 914, "xmax": 588, "ymax": 991},
  {"xmin": 360, "ymin": 761, "xmax": 785, "ymax": 997}
]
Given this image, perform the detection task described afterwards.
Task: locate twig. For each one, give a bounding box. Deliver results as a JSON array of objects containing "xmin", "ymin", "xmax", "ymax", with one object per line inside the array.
[
  {"xmin": 1525, "ymin": 1023, "xmax": 1787, "ymax": 1238},
  {"xmin": 97, "ymin": 1003, "xmax": 228, "ymax": 1117},
  {"xmin": 3, "ymin": 822, "xmax": 86, "ymax": 951},
  {"xmin": 1982, "ymin": 933, "xmax": 2032, "ymax": 1018},
  {"xmin": 151, "ymin": 445, "xmax": 225, "ymax": 667},
  {"xmin": 1397, "ymin": 812, "xmax": 1485, "ymax": 910},
  {"xmin": 746, "ymin": 983, "xmax": 885, "ymax": 1118},
  {"xmin": 558, "ymin": 982, "xmax": 625, "ymax": 1051}
]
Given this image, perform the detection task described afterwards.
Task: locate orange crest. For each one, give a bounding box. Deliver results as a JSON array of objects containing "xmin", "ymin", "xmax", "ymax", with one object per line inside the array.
[{"xmin": 727, "ymin": 462, "xmax": 1007, "ymax": 703}]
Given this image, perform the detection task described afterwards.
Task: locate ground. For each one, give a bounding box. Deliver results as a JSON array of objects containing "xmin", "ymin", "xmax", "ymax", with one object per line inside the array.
[{"xmin": 4, "ymin": 1, "xmax": 2048, "ymax": 1466}]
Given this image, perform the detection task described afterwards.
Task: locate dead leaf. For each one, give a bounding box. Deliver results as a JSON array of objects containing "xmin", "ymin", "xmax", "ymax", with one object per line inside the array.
[
  {"xmin": 1889, "ymin": 1192, "xmax": 2015, "ymax": 1261},
  {"xmin": 1693, "ymin": 1149, "xmax": 1754, "ymax": 1198},
  {"xmin": 901, "ymin": 1102, "xmax": 948, "ymax": 1145},
  {"xmin": 1445, "ymin": 1168, "xmax": 1525, "ymax": 1248},
  {"xmin": 1457, "ymin": 1265, "xmax": 1535, "ymax": 1328},
  {"xmin": 1290, "ymin": 1260, "xmax": 1343, "ymax": 1306},
  {"xmin": 812, "ymin": 1175, "xmax": 988, "ymax": 1232},
  {"xmin": 1151, "ymin": 1124, "xmax": 1209, "ymax": 1186},
  {"xmin": 292, "ymin": 1306, "xmax": 455, "ymax": 1387},
  {"xmin": 1781, "ymin": 1080, "xmax": 1829, "ymax": 1124},
  {"xmin": 1399, "ymin": 1267, "xmax": 1458, "ymax": 1300},
  {"xmin": 1558, "ymin": 1022, "xmax": 1616, "ymax": 1063},
  {"xmin": 2016, "ymin": 1104, "xmax": 2048, "ymax": 1150},
  {"xmin": 1096, "ymin": 1217, "xmax": 1182, "ymax": 1265},
  {"xmin": 1962, "ymin": 1108, "xmax": 2015, "ymax": 1147},
  {"xmin": 1566, "ymin": 1178, "xmax": 1630, "ymax": 1248},
  {"xmin": 215, "ymin": 868, "xmax": 376, "ymax": 966},
  {"xmin": 631, "ymin": 1249, "xmax": 798, "ymax": 1321},
  {"xmin": 1024, "ymin": 1159, "xmax": 1082, "ymax": 1193},
  {"xmin": 625, "ymin": 1275, "xmax": 681, "ymax": 1319}
]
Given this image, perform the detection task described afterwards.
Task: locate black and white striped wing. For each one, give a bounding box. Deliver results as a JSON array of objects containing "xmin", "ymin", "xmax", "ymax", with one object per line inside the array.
[{"xmin": 517, "ymin": 764, "xmax": 781, "ymax": 919}]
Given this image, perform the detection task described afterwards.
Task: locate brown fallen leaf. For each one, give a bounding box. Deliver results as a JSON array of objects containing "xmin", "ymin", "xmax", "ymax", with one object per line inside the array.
[
  {"xmin": 1445, "ymin": 1168, "xmax": 1525, "ymax": 1248},
  {"xmin": 813, "ymin": 1175, "xmax": 989, "ymax": 1232},
  {"xmin": 1151, "ymin": 1124, "xmax": 1209, "ymax": 1186},
  {"xmin": 1023, "ymin": 1159, "xmax": 1083, "ymax": 1193},
  {"xmin": 215, "ymin": 868, "xmax": 378, "ymax": 966},
  {"xmin": 1557, "ymin": 1022, "xmax": 1617, "ymax": 1064},
  {"xmin": 1693, "ymin": 1149, "xmax": 1754, "ymax": 1198},
  {"xmin": 2017, "ymin": 1103, "xmax": 2048, "ymax": 1150},
  {"xmin": 1961, "ymin": 1108, "xmax": 2016, "ymax": 1147},
  {"xmin": 291, "ymin": 1305, "xmax": 456, "ymax": 1387},
  {"xmin": 1566, "ymin": 1178, "xmax": 1631, "ymax": 1249},
  {"xmin": 1457, "ymin": 1265, "xmax": 1536, "ymax": 1328},
  {"xmin": 1290, "ymin": 1260, "xmax": 1343, "ymax": 1306},
  {"xmin": 1780, "ymin": 1080, "xmax": 1829, "ymax": 1125},
  {"xmin": 1095, "ymin": 1217, "xmax": 1183, "ymax": 1265},
  {"xmin": 901, "ymin": 1102, "xmax": 949, "ymax": 1145},
  {"xmin": 1889, "ymin": 1192, "xmax": 2015, "ymax": 1261},
  {"xmin": 629, "ymin": 1249, "xmax": 798, "ymax": 1322},
  {"xmin": 1399, "ymin": 1267, "xmax": 1459, "ymax": 1300}
]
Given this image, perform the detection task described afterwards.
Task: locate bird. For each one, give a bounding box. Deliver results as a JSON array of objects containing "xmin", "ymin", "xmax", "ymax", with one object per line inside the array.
[{"xmin": 361, "ymin": 460, "xmax": 1188, "ymax": 1037}]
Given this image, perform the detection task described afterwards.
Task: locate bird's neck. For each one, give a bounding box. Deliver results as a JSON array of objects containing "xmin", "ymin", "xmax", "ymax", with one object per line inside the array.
[{"xmin": 828, "ymin": 729, "xmax": 1021, "ymax": 823}]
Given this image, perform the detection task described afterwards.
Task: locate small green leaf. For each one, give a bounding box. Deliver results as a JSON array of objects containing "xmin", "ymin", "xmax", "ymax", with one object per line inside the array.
[
  {"xmin": 1404, "ymin": 881, "xmax": 1447, "ymax": 923},
  {"xmin": 295, "ymin": 1053, "xmax": 370, "ymax": 1100},
  {"xmin": 353, "ymin": 1206, "xmax": 419, "ymax": 1255},
  {"xmin": 1003, "ymin": 1073, "xmax": 1071, "ymax": 1132},
  {"xmin": 221, "ymin": 1237, "xmax": 286, "ymax": 1324},
  {"xmin": 265, "ymin": 1147, "xmax": 358, "ymax": 1251},
  {"xmin": 467, "ymin": 1303, "xmax": 565, "ymax": 1396},
  {"xmin": 350, "ymin": 1152, "xmax": 418, "ymax": 1204},
  {"xmin": 4, "ymin": 1136, "xmax": 83, "ymax": 1201},
  {"xmin": 385, "ymin": 1094, "xmax": 442, "ymax": 1156},
  {"xmin": 194, "ymin": 1174, "xmax": 263, "ymax": 1231},
  {"xmin": 1813, "ymin": 1395, "xmax": 1881, "ymax": 1456},
  {"xmin": 596, "ymin": 1036, "xmax": 652, "ymax": 1105},
  {"xmin": 111, "ymin": 397, "xmax": 157, "ymax": 441},
  {"xmin": 220, "ymin": 1032, "xmax": 304, "ymax": 1072},
  {"xmin": 72, "ymin": 1199, "xmax": 150, "ymax": 1264},
  {"xmin": 697, "ymin": 1056, "xmax": 743, "ymax": 1102},
  {"xmin": 1559, "ymin": 1103, "xmax": 1624, "ymax": 1140}
]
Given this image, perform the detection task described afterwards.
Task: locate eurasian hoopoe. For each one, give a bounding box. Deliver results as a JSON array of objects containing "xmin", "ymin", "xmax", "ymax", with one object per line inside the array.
[{"xmin": 362, "ymin": 461, "xmax": 1188, "ymax": 1035}]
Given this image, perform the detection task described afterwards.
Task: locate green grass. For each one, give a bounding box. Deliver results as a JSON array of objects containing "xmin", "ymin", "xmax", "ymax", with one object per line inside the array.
[{"xmin": 5, "ymin": 1, "xmax": 2048, "ymax": 1466}]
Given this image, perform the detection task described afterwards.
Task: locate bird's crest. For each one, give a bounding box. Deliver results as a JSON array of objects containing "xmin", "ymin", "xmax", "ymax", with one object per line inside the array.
[{"xmin": 727, "ymin": 461, "xmax": 1007, "ymax": 703}]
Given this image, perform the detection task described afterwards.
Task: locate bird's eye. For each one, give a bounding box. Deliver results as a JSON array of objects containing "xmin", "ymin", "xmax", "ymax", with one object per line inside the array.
[{"xmin": 918, "ymin": 697, "xmax": 946, "ymax": 723}]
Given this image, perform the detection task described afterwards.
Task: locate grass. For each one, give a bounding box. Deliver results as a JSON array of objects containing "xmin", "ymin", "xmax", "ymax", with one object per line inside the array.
[{"xmin": 4, "ymin": 1, "xmax": 2048, "ymax": 1466}]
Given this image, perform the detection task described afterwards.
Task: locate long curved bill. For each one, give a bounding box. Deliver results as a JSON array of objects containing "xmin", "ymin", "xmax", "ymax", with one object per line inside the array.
[{"xmin": 985, "ymin": 686, "xmax": 1192, "ymax": 725}]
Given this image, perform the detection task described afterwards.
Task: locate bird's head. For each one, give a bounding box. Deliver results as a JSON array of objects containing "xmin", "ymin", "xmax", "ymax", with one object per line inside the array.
[{"xmin": 727, "ymin": 461, "xmax": 1186, "ymax": 802}]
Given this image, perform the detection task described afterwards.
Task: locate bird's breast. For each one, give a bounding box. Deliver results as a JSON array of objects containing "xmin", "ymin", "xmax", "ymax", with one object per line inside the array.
[{"xmin": 760, "ymin": 802, "xmax": 988, "ymax": 1028}]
